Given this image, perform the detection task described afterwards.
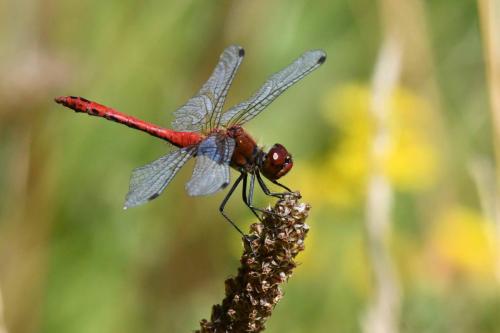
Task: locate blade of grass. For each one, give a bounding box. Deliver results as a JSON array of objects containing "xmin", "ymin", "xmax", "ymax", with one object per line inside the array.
[
  {"xmin": 362, "ymin": 36, "xmax": 402, "ymax": 333},
  {"xmin": 477, "ymin": 0, "xmax": 500, "ymax": 283}
]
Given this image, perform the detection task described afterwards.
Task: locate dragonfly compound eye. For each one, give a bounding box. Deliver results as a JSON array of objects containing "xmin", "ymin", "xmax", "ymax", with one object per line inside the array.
[{"xmin": 261, "ymin": 144, "xmax": 293, "ymax": 180}]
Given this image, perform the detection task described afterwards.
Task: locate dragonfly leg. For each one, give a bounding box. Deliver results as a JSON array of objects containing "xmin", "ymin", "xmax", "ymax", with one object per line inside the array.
[
  {"xmin": 219, "ymin": 173, "xmax": 247, "ymax": 236},
  {"xmin": 247, "ymin": 173, "xmax": 275, "ymax": 214},
  {"xmin": 246, "ymin": 172, "xmax": 284, "ymax": 218},
  {"xmin": 219, "ymin": 173, "xmax": 256, "ymax": 250},
  {"xmin": 242, "ymin": 173, "xmax": 262, "ymax": 220},
  {"xmin": 256, "ymin": 171, "xmax": 291, "ymax": 198},
  {"xmin": 271, "ymin": 179, "xmax": 292, "ymax": 192}
]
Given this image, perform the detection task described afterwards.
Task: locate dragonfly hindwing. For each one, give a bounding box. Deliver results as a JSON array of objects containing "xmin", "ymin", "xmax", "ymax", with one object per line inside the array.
[
  {"xmin": 124, "ymin": 146, "xmax": 196, "ymax": 208},
  {"xmin": 186, "ymin": 134, "xmax": 235, "ymax": 196}
]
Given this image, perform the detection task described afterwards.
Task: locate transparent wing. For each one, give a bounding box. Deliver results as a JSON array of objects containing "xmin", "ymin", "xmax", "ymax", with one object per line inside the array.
[
  {"xmin": 172, "ymin": 45, "xmax": 245, "ymax": 132},
  {"xmin": 221, "ymin": 49, "xmax": 326, "ymax": 126},
  {"xmin": 186, "ymin": 134, "xmax": 235, "ymax": 196},
  {"xmin": 124, "ymin": 146, "xmax": 196, "ymax": 208}
]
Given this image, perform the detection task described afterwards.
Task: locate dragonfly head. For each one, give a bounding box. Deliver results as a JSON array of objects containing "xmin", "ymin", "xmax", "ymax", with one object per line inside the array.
[{"xmin": 261, "ymin": 144, "xmax": 293, "ymax": 180}]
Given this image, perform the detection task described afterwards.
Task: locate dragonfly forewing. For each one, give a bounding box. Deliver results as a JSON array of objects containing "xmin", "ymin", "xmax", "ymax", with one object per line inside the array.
[
  {"xmin": 221, "ymin": 49, "xmax": 326, "ymax": 127},
  {"xmin": 172, "ymin": 45, "xmax": 244, "ymax": 133}
]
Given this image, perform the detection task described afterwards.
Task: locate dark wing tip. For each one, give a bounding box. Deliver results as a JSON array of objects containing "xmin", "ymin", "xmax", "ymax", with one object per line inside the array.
[
  {"xmin": 238, "ymin": 47, "xmax": 245, "ymax": 57},
  {"xmin": 54, "ymin": 96, "xmax": 64, "ymax": 104},
  {"xmin": 318, "ymin": 53, "xmax": 327, "ymax": 64},
  {"xmin": 148, "ymin": 193, "xmax": 160, "ymax": 201}
]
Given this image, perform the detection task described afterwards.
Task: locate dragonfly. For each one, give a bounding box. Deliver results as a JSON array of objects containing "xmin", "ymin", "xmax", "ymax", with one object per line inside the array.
[{"xmin": 55, "ymin": 45, "xmax": 326, "ymax": 238}]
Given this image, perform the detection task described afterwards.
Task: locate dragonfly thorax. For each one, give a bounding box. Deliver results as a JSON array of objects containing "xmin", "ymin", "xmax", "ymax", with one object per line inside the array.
[{"xmin": 227, "ymin": 126, "xmax": 260, "ymax": 173}]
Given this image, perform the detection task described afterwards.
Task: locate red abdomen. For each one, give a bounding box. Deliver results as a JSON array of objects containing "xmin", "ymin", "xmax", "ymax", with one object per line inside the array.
[{"xmin": 55, "ymin": 96, "xmax": 203, "ymax": 148}]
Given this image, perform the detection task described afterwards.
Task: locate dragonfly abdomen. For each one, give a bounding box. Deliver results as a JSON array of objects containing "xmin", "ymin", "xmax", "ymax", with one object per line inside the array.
[{"xmin": 55, "ymin": 96, "xmax": 202, "ymax": 148}]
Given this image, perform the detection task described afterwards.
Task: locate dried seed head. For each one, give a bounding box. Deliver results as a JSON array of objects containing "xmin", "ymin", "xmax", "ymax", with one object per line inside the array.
[{"xmin": 196, "ymin": 192, "xmax": 310, "ymax": 333}]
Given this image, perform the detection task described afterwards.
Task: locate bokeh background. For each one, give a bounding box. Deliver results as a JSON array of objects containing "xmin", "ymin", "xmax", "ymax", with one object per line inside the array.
[{"xmin": 1, "ymin": 0, "xmax": 500, "ymax": 332}]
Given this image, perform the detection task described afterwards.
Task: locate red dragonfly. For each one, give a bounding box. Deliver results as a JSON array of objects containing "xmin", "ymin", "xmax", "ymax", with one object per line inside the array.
[{"xmin": 55, "ymin": 45, "xmax": 326, "ymax": 237}]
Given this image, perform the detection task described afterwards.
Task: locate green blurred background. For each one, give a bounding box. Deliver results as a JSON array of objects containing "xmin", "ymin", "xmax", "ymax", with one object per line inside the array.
[{"xmin": 1, "ymin": 0, "xmax": 500, "ymax": 332}]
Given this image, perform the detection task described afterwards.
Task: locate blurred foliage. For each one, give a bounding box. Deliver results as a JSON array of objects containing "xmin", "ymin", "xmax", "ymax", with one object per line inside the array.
[
  {"xmin": 1, "ymin": 0, "xmax": 499, "ymax": 333},
  {"xmin": 292, "ymin": 84, "xmax": 440, "ymax": 209}
]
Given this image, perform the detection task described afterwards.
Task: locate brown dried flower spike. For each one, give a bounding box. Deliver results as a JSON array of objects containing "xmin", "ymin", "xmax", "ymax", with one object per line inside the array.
[{"xmin": 197, "ymin": 192, "xmax": 310, "ymax": 333}]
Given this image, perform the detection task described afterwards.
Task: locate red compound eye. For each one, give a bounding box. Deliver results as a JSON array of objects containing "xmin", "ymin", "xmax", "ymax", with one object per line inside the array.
[{"xmin": 261, "ymin": 144, "xmax": 293, "ymax": 180}]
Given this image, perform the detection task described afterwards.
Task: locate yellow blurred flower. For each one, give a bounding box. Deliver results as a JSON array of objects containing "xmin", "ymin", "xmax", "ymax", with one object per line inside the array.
[
  {"xmin": 384, "ymin": 87, "xmax": 438, "ymax": 190},
  {"xmin": 292, "ymin": 83, "xmax": 439, "ymax": 209},
  {"xmin": 429, "ymin": 206, "xmax": 495, "ymax": 278}
]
